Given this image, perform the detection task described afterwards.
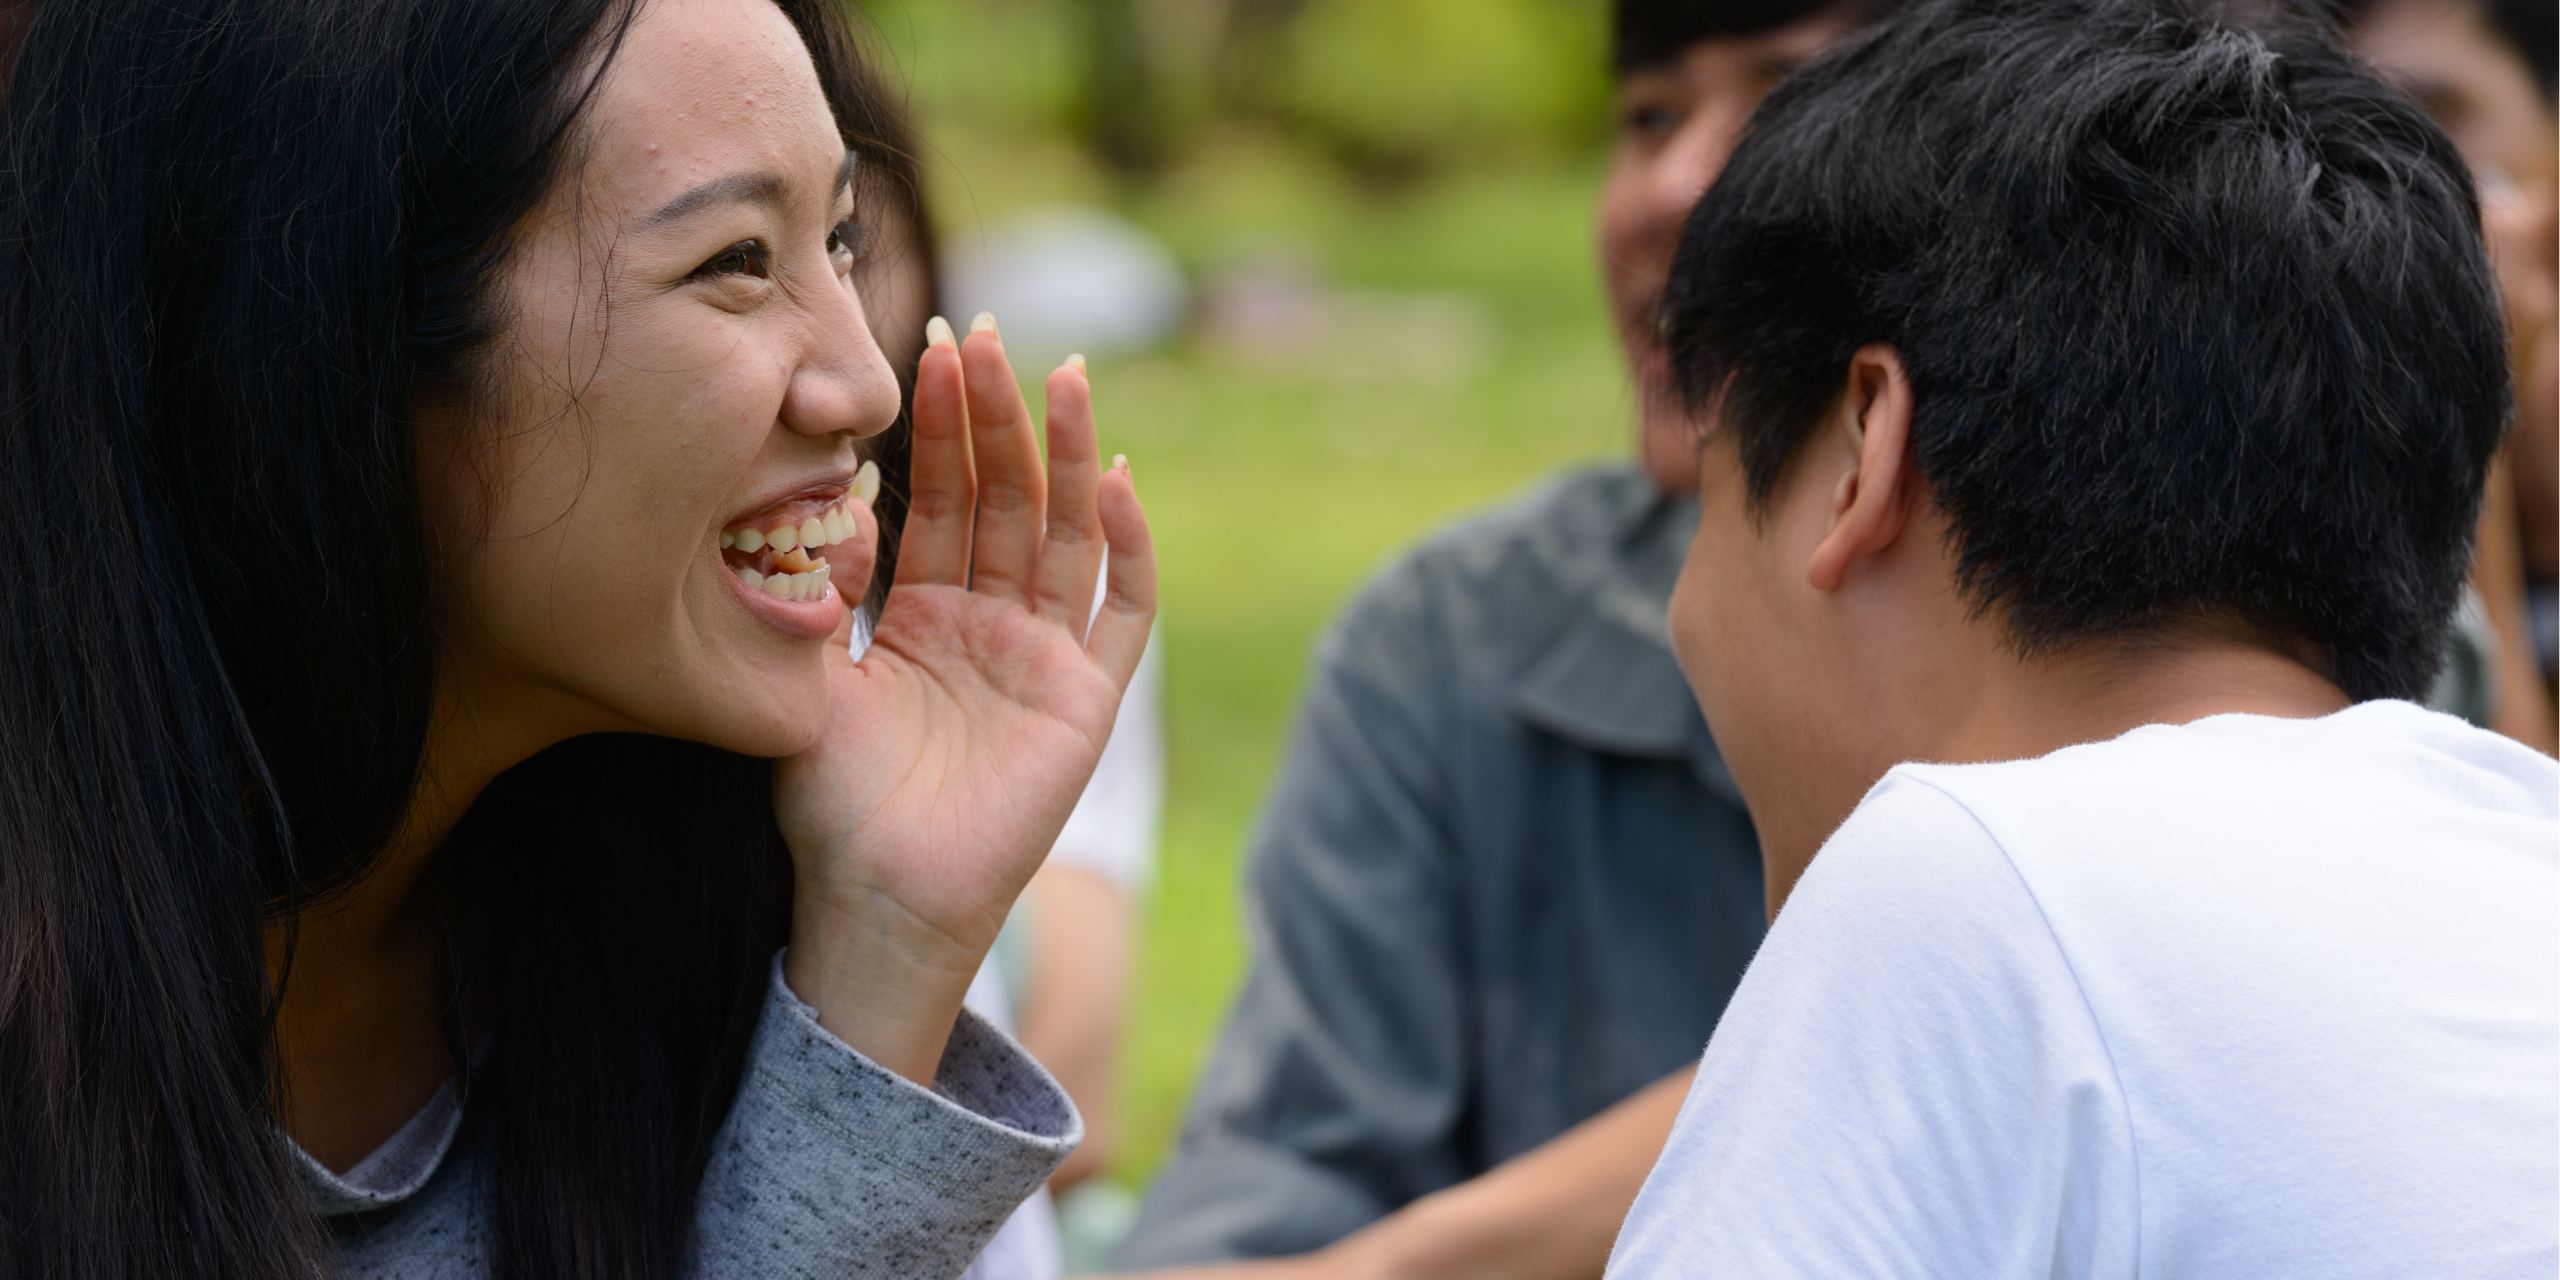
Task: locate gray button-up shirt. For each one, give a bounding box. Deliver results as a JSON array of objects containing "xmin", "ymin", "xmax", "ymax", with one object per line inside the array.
[{"xmin": 1116, "ymin": 464, "xmax": 1766, "ymax": 1265}]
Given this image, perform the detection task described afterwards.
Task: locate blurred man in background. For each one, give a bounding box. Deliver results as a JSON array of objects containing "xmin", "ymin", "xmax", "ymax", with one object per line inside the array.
[
  {"xmin": 2336, "ymin": 0, "xmax": 2558, "ymax": 751},
  {"xmin": 1111, "ymin": 3, "xmax": 1898, "ymax": 1276}
]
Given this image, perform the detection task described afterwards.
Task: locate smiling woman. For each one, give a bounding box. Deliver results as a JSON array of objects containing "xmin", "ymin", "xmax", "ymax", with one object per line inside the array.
[{"xmin": 0, "ymin": 0, "xmax": 1152, "ymax": 1277}]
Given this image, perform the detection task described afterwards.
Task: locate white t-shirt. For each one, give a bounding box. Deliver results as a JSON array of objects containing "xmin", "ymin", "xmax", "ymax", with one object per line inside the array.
[{"xmin": 1608, "ymin": 700, "xmax": 2559, "ymax": 1279}]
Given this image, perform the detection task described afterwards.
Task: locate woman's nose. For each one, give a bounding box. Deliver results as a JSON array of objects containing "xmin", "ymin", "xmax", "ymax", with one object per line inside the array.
[{"xmin": 782, "ymin": 276, "xmax": 900, "ymax": 441}]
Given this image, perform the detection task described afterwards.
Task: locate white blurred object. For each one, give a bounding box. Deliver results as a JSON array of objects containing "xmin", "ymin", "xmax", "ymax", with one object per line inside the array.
[
  {"xmin": 1197, "ymin": 250, "xmax": 1494, "ymax": 386},
  {"xmin": 957, "ymin": 959, "xmax": 1064, "ymax": 1280},
  {"xmin": 943, "ymin": 206, "xmax": 1190, "ymax": 370}
]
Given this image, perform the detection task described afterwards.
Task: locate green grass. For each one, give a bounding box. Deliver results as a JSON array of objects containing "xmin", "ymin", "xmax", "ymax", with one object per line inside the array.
[{"xmin": 890, "ymin": 37, "xmax": 1634, "ymax": 1185}]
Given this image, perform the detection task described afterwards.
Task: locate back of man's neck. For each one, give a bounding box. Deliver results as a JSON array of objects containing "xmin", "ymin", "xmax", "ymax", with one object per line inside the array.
[
  {"xmin": 1759, "ymin": 631, "xmax": 2352, "ymax": 921},
  {"xmin": 1931, "ymin": 631, "xmax": 2353, "ymax": 768}
]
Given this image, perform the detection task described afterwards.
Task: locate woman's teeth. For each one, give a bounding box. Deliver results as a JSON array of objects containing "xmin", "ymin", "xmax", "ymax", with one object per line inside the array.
[
  {"xmin": 718, "ymin": 461, "xmax": 879, "ymax": 605},
  {"xmin": 719, "ymin": 501, "xmax": 860, "ymax": 555},
  {"xmin": 737, "ymin": 561, "xmax": 831, "ymax": 601}
]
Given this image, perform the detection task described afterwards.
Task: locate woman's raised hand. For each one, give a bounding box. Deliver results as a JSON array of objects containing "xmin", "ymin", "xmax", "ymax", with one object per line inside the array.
[{"xmin": 774, "ymin": 313, "xmax": 1155, "ymax": 1083}]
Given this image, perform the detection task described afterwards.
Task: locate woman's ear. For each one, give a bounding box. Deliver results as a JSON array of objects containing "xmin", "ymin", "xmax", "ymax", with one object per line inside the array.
[{"xmin": 1806, "ymin": 344, "xmax": 1916, "ymax": 593}]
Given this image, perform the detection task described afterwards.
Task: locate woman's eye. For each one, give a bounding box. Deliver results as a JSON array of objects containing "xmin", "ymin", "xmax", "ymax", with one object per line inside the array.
[
  {"xmin": 826, "ymin": 217, "xmax": 868, "ymax": 264},
  {"xmin": 695, "ymin": 240, "xmax": 772, "ymax": 280}
]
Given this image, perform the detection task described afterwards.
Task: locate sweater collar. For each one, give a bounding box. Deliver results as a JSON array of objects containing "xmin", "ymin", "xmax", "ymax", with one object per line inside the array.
[{"xmin": 288, "ymin": 1075, "xmax": 467, "ymax": 1217}]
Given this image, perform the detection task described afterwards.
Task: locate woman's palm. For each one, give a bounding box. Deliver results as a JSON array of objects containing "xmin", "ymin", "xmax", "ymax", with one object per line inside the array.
[
  {"xmin": 773, "ymin": 323, "xmax": 1153, "ymax": 964},
  {"xmin": 778, "ymin": 580, "xmax": 1126, "ymax": 951}
]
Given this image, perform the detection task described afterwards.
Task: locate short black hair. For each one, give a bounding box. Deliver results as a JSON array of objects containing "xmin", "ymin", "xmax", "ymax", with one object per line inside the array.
[
  {"xmin": 1664, "ymin": 0, "xmax": 2510, "ymax": 703},
  {"xmin": 1614, "ymin": 0, "xmax": 1892, "ymax": 72}
]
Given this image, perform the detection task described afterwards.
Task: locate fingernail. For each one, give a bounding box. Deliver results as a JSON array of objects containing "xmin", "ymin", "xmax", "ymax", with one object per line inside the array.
[
  {"xmin": 970, "ymin": 311, "xmax": 997, "ymax": 336},
  {"xmin": 1065, "ymin": 353, "xmax": 1087, "ymax": 372},
  {"xmin": 852, "ymin": 459, "xmax": 881, "ymax": 506},
  {"xmin": 925, "ymin": 315, "xmax": 955, "ymax": 349}
]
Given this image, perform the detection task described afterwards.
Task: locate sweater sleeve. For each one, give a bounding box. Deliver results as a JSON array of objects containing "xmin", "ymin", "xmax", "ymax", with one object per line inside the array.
[{"xmin": 687, "ymin": 954, "xmax": 1082, "ymax": 1279}]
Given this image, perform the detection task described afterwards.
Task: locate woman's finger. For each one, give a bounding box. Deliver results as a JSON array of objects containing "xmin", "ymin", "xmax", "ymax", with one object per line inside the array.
[
  {"xmin": 892, "ymin": 318, "xmax": 974, "ymax": 589},
  {"xmin": 958, "ymin": 314, "xmax": 1045, "ymax": 603},
  {"xmin": 822, "ymin": 482, "xmax": 879, "ymax": 669},
  {"xmin": 1030, "ymin": 356, "xmax": 1105, "ymax": 632},
  {"xmin": 1085, "ymin": 458, "xmax": 1156, "ymax": 691}
]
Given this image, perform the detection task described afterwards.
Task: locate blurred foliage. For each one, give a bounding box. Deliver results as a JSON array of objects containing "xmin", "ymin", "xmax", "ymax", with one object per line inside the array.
[
  {"xmin": 856, "ymin": 0, "xmax": 1613, "ymax": 187},
  {"xmin": 1268, "ymin": 0, "xmax": 1611, "ymax": 182}
]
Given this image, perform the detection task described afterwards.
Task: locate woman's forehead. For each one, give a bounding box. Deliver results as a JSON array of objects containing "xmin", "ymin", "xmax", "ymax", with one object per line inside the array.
[{"xmin": 583, "ymin": 0, "xmax": 844, "ymax": 216}]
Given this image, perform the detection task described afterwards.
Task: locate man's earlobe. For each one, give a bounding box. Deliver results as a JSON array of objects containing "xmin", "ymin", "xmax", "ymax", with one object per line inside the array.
[{"xmin": 1806, "ymin": 345, "xmax": 1916, "ymax": 593}]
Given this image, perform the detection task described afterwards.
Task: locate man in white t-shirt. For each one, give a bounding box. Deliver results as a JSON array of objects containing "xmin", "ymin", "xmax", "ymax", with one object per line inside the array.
[{"xmin": 1605, "ymin": 0, "xmax": 2560, "ymax": 1275}]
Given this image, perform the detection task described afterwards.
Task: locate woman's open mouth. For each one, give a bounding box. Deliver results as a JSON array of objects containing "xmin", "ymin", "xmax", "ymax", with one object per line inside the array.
[{"xmin": 718, "ymin": 461, "xmax": 879, "ymax": 606}]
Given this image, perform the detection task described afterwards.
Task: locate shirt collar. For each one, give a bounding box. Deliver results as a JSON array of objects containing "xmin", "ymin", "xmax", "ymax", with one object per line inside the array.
[
  {"xmin": 289, "ymin": 1075, "xmax": 467, "ymax": 1217},
  {"xmin": 1505, "ymin": 484, "xmax": 1742, "ymax": 801}
]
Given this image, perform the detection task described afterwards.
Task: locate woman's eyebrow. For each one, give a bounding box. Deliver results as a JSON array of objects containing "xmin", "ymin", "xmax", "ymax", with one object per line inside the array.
[{"xmin": 643, "ymin": 150, "xmax": 860, "ymax": 228}]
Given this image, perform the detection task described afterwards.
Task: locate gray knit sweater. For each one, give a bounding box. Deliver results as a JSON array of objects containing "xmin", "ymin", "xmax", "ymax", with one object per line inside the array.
[{"xmin": 295, "ymin": 955, "xmax": 1080, "ymax": 1278}]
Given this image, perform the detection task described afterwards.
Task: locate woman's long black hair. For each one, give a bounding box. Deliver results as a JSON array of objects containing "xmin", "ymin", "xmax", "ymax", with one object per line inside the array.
[{"xmin": 0, "ymin": 1, "xmax": 912, "ymax": 1275}]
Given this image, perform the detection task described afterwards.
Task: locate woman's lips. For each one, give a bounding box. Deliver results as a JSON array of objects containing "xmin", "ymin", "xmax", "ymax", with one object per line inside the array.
[
  {"xmin": 719, "ymin": 460, "xmax": 879, "ymax": 603},
  {"xmin": 725, "ymin": 559, "xmax": 849, "ymax": 641},
  {"xmin": 721, "ymin": 460, "xmax": 880, "ymax": 637}
]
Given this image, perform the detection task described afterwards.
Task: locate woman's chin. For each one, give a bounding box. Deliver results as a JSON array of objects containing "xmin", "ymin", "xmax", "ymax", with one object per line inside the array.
[{"xmin": 667, "ymin": 659, "xmax": 836, "ymax": 759}]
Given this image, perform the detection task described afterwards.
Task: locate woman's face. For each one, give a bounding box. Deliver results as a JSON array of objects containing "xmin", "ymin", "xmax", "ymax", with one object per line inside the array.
[{"xmin": 420, "ymin": 0, "xmax": 900, "ymax": 760}]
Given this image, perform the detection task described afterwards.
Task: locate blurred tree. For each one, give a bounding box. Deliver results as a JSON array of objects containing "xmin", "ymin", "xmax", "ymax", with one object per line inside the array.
[
  {"xmin": 1209, "ymin": 0, "xmax": 1311, "ymax": 116},
  {"xmin": 1074, "ymin": 0, "xmax": 1171, "ymax": 188},
  {"xmin": 1269, "ymin": 0, "xmax": 1609, "ymax": 187}
]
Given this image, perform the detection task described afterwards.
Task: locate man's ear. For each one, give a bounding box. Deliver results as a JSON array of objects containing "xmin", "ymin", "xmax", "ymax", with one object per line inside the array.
[{"xmin": 1805, "ymin": 344, "xmax": 1916, "ymax": 593}]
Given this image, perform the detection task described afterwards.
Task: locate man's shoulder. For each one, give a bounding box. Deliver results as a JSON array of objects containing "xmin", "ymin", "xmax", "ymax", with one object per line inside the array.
[
  {"xmin": 1326, "ymin": 462, "xmax": 1662, "ymax": 655},
  {"xmin": 1403, "ymin": 461, "xmax": 1662, "ymax": 585},
  {"xmin": 1857, "ymin": 702, "xmax": 2559, "ymax": 932},
  {"xmin": 1852, "ymin": 719, "xmax": 2279, "ymax": 896},
  {"xmin": 1814, "ymin": 723, "xmax": 2294, "ymax": 932},
  {"xmin": 1896, "ymin": 700, "xmax": 2554, "ymax": 825}
]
